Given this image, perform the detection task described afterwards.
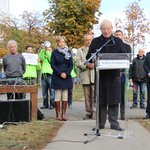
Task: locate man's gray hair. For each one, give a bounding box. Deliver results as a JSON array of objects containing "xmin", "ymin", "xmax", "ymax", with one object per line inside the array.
[
  {"xmin": 84, "ymin": 34, "xmax": 92, "ymax": 40},
  {"xmin": 100, "ymin": 19, "xmax": 112, "ymax": 28},
  {"xmin": 139, "ymin": 48, "xmax": 145, "ymax": 52},
  {"xmin": 7, "ymin": 40, "xmax": 17, "ymax": 50}
]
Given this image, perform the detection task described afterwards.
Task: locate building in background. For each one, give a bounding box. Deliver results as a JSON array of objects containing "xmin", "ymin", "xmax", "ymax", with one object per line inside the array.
[{"xmin": 0, "ymin": 0, "xmax": 9, "ymax": 13}]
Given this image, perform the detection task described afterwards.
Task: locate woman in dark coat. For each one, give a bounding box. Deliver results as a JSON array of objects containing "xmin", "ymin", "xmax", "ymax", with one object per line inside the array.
[{"xmin": 51, "ymin": 36, "xmax": 73, "ymax": 121}]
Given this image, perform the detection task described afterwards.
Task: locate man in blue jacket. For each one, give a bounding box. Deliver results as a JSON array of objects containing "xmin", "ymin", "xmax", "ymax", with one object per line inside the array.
[{"xmin": 115, "ymin": 30, "xmax": 131, "ymax": 120}]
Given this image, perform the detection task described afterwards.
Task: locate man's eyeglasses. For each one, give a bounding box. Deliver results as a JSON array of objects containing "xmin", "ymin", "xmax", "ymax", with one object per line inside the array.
[{"xmin": 101, "ymin": 28, "xmax": 112, "ymax": 32}]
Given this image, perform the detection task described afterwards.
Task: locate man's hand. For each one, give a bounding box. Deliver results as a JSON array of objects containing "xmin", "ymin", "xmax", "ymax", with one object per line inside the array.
[
  {"xmin": 37, "ymin": 58, "xmax": 41, "ymax": 63},
  {"xmin": 120, "ymin": 72, "xmax": 122, "ymax": 77},
  {"xmin": 86, "ymin": 63, "xmax": 95, "ymax": 69},
  {"xmin": 61, "ymin": 73, "xmax": 67, "ymax": 79}
]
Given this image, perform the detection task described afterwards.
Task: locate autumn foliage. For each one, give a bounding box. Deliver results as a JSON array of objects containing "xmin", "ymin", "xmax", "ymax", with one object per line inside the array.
[
  {"xmin": 0, "ymin": 48, "xmax": 9, "ymax": 58},
  {"xmin": 114, "ymin": 0, "xmax": 150, "ymax": 54},
  {"xmin": 43, "ymin": 0, "xmax": 101, "ymax": 49},
  {"xmin": 0, "ymin": 1, "xmax": 102, "ymax": 58}
]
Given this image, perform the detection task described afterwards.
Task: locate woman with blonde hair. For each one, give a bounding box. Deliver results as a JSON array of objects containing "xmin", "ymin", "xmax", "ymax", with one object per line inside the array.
[{"xmin": 51, "ymin": 36, "xmax": 73, "ymax": 121}]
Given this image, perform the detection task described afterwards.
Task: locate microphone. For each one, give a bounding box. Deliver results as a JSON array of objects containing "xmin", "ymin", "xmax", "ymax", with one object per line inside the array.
[{"xmin": 111, "ymin": 37, "xmax": 115, "ymax": 44}]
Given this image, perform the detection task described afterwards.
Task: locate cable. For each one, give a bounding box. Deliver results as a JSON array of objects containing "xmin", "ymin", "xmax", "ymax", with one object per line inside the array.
[
  {"xmin": 0, "ymin": 121, "xmax": 29, "ymax": 129},
  {"xmin": 50, "ymin": 139, "xmax": 87, "ymax": 143}
]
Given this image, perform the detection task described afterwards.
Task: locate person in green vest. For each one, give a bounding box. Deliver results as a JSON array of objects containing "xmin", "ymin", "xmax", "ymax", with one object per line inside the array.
[
  {"xmin": 23, "ymin": 45, "xmax": 41, "ymax": 85},
  {"xmin": 39, "ymin": 41, "xmax": 55, "ymax": 109},
  {"xmin": 68, "ymin": 48, "xmax": 77, "ymax": 109}
]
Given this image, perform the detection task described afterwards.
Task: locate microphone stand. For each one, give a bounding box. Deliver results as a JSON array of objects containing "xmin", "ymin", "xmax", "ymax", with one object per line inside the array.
[
  {"xmin": 84, "ymin": 39, "xmax": 111, "ymax": 65},
  {"xmin": 83, "ymin": 38, "xmax": 123, "ymax": 144}
]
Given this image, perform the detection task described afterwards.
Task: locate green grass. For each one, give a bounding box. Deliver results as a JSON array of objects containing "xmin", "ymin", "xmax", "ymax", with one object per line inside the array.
[
  {"xmin": 0, "ymin": 119, "xmax": 62, "ymax": 150},
  {"xmin": 72, "ymin": 85, "xmax": 84, "ymax": 101},
  {"xmin": 38, "ymin": 86, "xmax": 147, "ymax": 102},
  {"xmin": 127, "ymin": 89, "xmax": 147, "ymax": 102},
  {"xmin": 38, "ymin": 85, "xmax": 84, "ymax": 102}
]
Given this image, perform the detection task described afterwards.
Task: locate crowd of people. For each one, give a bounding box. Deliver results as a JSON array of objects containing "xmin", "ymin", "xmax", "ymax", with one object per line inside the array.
[{"xmin": 2, "ymin": 19, "xmax": 150, "ymax": 130}]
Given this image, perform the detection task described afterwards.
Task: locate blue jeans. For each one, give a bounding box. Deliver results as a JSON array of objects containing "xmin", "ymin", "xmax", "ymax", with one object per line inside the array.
[
  {"xmin": 68, "ymin": 78, "xmax": 74, "ymax": 106},
  {"xmin": 41, "ymin": 74, "xmax": 55, "ymax": 108},
  {"xmin": 133, "ymin": 81, "xmax": 146, "ymax": 106}
]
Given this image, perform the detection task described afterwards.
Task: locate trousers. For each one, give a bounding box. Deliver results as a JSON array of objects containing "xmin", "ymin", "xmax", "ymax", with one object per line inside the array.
[
  {"xmin": 82, "ymin": 83, "xmax": 95, "ymax": 116},
  {"xmin": 99, "ymin": 104, "xmax": 119, "ymax": 127}
]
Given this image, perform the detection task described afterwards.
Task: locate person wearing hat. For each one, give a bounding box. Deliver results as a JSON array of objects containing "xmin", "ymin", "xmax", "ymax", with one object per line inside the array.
[{"xmin": 39, "ymin": 41, "xmax": 55, "ymax": 109}]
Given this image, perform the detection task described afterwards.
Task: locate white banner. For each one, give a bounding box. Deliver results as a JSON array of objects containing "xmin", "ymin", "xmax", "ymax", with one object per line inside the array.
[{"xmin": 22, "ymin": 53, "xmax": 38, "ymax": 65}]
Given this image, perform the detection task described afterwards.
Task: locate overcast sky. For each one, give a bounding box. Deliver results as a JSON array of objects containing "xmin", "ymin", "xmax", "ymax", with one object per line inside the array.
[{"xmin": 9, "ymin": 0, "xmax": 150, "ymax": 53}]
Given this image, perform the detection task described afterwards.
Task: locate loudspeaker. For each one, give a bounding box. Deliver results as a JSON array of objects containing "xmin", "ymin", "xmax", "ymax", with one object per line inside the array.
[{"xmin": 0, "ymin": 99, "xmax": 30, "ymax": 124}]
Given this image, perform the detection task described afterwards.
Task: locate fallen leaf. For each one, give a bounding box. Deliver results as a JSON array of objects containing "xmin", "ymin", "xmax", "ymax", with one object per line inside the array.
[
  {"xmin": 23, "ymin": 146, "xmax": 27, "ymax": 150},
  {"xmin": 22, "ymin": 132, "xmax": 26, "ymax": 135}
]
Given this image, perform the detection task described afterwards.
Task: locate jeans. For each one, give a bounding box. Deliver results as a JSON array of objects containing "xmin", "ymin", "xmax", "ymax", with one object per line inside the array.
[
  {"xmin": 133, "ymin": 81, "xmax": 146, "ymax": 106},
  {"xmin": 120, "ymin": 83, "xmax": 125, "ymax": 115},
  {"xmin": 146, "ymin": 82, "xmax": 150, "ymax": 114},
  {"xmin": 68, "ymin": 78, "xmax": 74, "ymax": 106},
  {"xmin": 41, "ymin": 74, "xmax": 55, "ymax": 108}
]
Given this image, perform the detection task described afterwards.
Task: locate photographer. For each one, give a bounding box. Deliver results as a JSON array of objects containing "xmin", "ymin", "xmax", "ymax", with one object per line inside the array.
[{"xmin": 39, "ymin": 41, "xmax": 55, "ymax": 109}]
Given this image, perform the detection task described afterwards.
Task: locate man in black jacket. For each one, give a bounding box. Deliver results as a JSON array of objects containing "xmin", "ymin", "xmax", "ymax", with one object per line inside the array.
[
  {"xmin": 115, "ymin": 30, "xmax": 131, "ymax": 120},
  {"xmin": 143, "ymin": 52, "xmax": 150, "ymax": 119},
  {"xmin": 129, "ymin": 49, "xmax": 146, "ymax": 109},
  {"xmin": 86, "ymin": 19, "xmax": 126, "ymax": 131}
]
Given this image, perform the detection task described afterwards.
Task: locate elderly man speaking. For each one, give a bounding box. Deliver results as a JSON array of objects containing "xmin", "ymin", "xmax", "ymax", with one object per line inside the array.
[{"xmin": 86, "ymin": 19, "xmax": 126, "ymax": 131}]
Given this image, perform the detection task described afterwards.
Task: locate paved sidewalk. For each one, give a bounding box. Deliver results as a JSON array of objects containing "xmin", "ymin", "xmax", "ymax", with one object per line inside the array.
[
  {"xmin": 43, "ymin": 120, "xmax": 150, "ymax": 150},
  {"xmin": 41, "ymin": 100, "xmax": 150, "ymax": 150},
  {"xmin": 1, "ymin": 89, "xmax": 150, "ymax": 150}
]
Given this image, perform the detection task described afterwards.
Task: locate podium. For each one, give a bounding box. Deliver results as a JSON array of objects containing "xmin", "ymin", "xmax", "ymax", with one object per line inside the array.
[{"xmin": 84, "ymin": 53, "xmax": 133, "ymax": 143}]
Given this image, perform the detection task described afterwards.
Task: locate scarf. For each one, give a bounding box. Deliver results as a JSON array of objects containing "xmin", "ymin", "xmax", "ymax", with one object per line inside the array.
[{"xmin": 57, "ymin": 45, "xmax": 71, "ymax": 60}]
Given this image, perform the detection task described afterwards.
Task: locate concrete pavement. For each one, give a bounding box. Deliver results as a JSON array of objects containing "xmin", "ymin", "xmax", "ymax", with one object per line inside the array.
[
  {"xmin": 0, "ymin": 89, "xmax": 150, "ymax": 150},
  {"xmin": 41, "ymin": 101, "xmax": 150, "ymax": 150}
]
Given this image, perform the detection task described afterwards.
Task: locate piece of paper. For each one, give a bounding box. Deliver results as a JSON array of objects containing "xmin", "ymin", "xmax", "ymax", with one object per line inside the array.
[
  {"xmin": 22, "ymin": 53, "xmax": 38, "ymax": 65},
  {"xmin": 93, "ymin": 24, "xmax": 101, "ymax": 38}
]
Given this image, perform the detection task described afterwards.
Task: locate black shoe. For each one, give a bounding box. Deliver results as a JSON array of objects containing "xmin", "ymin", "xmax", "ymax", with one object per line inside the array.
[
  {"xmin": 83, "ymin": 114, "xmax": 93, "ymax": 120},
  {"xmin": 111, "ymin": 125, "xmax": 124, "ymax": 131},
  {"xmin": 40, "ymin": 106, "xmax": 48, "ymax": 109},
  {"xmin": 130, "ymin": 105, "xmax": 137, "ymax": 109},
  {"xmin": 140, "ymin": 105, "xmax": 145, "ymax": 109},
  {"xmin": 121, "ymin": 115, "xmax": 125, "ymax": 120},
  {"xmin": 99, "ymin": 124, "xmax": 105, "ymax": 129},
  {"xmin": 143, "ymin": 114, "xmax": 150, "ymax": 119},
  {"xmin": 49, "ymin": 106, "xmax": 55, "ymax": 109}
]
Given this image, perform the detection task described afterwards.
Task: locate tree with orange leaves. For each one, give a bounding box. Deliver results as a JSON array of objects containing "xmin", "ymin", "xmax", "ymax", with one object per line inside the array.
[
  {"xmin": 114, "ymin": 0, "xmax": 150, "ymax": 55},
  {"xmin": 0, "ymin": 48, "xmax": 9, "ymax": 58}
]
